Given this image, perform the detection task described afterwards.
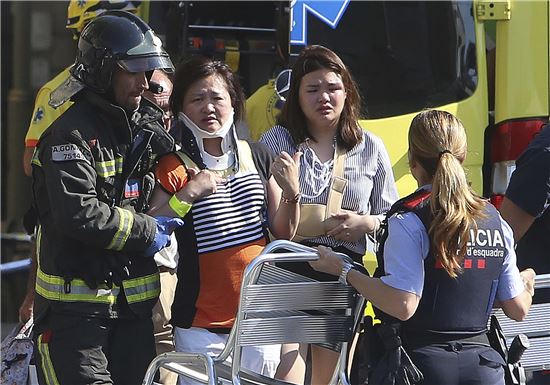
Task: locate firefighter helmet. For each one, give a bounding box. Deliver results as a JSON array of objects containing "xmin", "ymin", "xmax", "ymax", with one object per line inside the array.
[
  {"xmin": 66, "ymin": 0, "xmax": 141, "ymax": 39},
  {"xmin": 50, "ymin": 11, "xmax": 173, "ymax": 107}
]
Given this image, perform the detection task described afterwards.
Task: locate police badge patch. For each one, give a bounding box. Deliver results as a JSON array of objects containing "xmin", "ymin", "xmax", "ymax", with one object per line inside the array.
[{"xmin": 51, "ymin": 144, "xmax": 85, "ymax": 162}]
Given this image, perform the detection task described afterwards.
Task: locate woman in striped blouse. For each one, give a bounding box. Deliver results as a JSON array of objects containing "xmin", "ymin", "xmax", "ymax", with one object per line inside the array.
[
  {"xmin": 260, "ymin": 45, "xmax": 399, "ymax": 385},
  {"xmin": 149, "ymin": 56, "xmax": 301, "ymax": 384}
]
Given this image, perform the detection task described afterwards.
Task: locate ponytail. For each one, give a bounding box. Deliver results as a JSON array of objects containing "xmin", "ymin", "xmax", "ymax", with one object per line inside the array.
[
  {"xmin": 430, "ymin": 151, "xmax": 485, "ymax": 277},
  {"xmin": 409, "ymin": 110, "xmax": 486, "ymax": 278}
]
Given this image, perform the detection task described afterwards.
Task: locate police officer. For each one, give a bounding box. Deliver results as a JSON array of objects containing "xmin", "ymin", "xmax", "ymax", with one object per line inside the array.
[
  {"xmin": 500, "ymin": 123, "xmax": 549, "ymax": 385},
  {"xmin": 310, "ymin": 110, "xmax": 535, "ymax": 385},
  {"xmin": 501, "ymin": 122, "xmax": 550, "ymax": 304},
  {"xmin": 31, "ymin": 11, "xmax": 181, "ymax": 385}
]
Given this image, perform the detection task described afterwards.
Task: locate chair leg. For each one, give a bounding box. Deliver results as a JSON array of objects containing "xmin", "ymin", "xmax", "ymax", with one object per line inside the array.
[{"xmin": 142, "ymin": 352, "xmax": 217, "ymax": 385}]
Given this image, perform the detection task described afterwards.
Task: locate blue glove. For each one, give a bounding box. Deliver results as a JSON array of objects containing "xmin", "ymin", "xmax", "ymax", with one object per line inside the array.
[{"xmin": 144, "ymin": 216, "xmax": 185, "ymax": 256}]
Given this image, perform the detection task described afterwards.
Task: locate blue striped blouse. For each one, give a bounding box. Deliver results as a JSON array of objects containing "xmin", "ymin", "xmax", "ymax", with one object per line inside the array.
[{"xmin": 261, "ymin": 125, "xmax": 398, "ymax": 255}]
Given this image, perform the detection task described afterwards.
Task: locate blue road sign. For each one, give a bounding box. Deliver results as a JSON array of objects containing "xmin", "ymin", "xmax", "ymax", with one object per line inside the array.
[{"xmin": 290, "ymin": 0, "xmax": 350, "ymax": 46}]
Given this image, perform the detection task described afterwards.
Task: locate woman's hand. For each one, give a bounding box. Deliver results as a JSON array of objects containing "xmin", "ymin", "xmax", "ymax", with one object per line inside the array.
[
  {"xmin": 308, "ymin": 245, "xmax": 345, "ymax": 277},
  {"xmin": 271, "ymin": 151, "xmax": 302, "ymax": 200},
  {"xmin": 267, "ymin": 152, "xmax": 301, "ymax": 240},
  {"xmin": 175, "ymin": 168, "xmax": 223, "ymax": 203},
  {"xmin": 325, "ymin": 211, "xmax": 379, "ymax": 242},
  {"xmin": 520, "ymin": 268, "xmax": 536, "ymax": 297}
]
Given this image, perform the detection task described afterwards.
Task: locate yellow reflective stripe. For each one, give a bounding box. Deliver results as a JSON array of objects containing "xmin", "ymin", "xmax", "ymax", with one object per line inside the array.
[
  {"xmin": 95, "ymin": 156, "xmax": 124, "ymax": 177},
  {"xmin": 123, "ymin": 272, "xmax": 159, "ymax": 288},
  {"xmin": 36, "ymin": 285, "xmax": 118, "ymax": 304},
  {"xmin": 37, "ymin": 268, "xmax": 83, "ymax": 286},
  {"xmin": 124, "ymin": 272, "xmax": 160, "ymax": 303},
  {"xmin": 36, "ymin": 225, "xmax": 42, "ymax": 262},
  {"xmin": 107, "ymin": 207, "xmax": 134, "ymax": 251},
  {"xmin": 115, "ymin": 156, "xmax": 124, "ymax": 173},
  {"xmin": 37, "ymin": 334, "xmax": 60, "ymax": 385},
  {"xmin": 95, "ymin": 159, "xmax": 116, "ymax": 178},
  {"xmin": 31, "ymin": 148, "xmax": 42, "ymax": 167},
  {"xmin": 36, "ymin": 268, "xmax": 118, "ymax": 304}
]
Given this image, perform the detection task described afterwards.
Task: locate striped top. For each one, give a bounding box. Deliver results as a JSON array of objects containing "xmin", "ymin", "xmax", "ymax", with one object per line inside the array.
[
  {"xmin": 157, "ymin": 140, "xmax": 275, "ymax": 329},
  {"xmin": 261, "ymin": 125, "xmax": 398, "ymax": 255},
  {"xmin": 192, "ymin": 171, "xmax": 267, "ymax": 254}
]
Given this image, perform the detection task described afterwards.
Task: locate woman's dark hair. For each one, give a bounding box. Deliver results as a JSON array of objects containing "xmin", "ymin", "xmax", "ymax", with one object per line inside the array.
[
  {"xmin": 169, "ymin": 55, "xmax": 245, "ymax": 122},
  {"xmin": 278, "ymin": 45, "xmax": 362, "ymax": 150}
]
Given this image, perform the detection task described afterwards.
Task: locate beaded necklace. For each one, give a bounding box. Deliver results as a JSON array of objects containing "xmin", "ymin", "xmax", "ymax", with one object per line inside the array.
[{"xmin": 300, "ymin": 137, "xmax": 336, "ymax": 199}]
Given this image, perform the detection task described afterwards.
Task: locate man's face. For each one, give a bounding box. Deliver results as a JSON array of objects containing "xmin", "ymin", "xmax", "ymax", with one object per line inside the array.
[
  {"xmin": 111, "ymin": 66, "xmax": 148, "ymax": 112},
  {"xmin": 143, "ymin": 70, "xmax": 173, "ymax": 130},
  {"xmin": 143, "ymin": 70, "xmax": 173, "ymax": 111}
]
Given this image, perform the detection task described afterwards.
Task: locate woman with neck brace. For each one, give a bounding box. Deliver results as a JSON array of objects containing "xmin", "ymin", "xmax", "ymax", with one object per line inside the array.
[{"xmin": 148, "ymin": 56, "xmax": 300, "ymax": 383}]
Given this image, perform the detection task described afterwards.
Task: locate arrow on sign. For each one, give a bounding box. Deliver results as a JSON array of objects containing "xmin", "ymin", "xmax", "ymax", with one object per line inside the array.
[{"xmin": 290, "ymin": 0, "xmax": 351, "ymax": 46}]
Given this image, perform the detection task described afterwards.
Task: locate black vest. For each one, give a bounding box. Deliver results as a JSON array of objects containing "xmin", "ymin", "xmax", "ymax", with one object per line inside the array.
[{"xmin": 375, "ymin": 189, "xmax": 506, "ymax": 341}]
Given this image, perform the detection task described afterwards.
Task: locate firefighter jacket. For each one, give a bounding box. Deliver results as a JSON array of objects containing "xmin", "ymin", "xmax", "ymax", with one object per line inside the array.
[
  {"xmin": 32, "ymin": 90, "xmax": 173, "ymax": 319},
  {"xmin": 375, "ymin": 189, "xmax": 506, "ymax": 341}
]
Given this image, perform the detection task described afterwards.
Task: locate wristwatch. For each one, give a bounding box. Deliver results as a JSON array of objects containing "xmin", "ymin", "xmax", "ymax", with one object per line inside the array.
[{"xmin": 338, "ymin": 262, "xmax": 354, "ymax": 285}]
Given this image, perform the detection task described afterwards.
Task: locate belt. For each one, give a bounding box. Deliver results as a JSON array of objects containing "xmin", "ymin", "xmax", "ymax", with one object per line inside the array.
[
  {"xmin": 158, "ymin": 266, "xmax": 176, "ymax": 274},
  {"xmin": 404, "ymin": 330, "xmax": 490, "ymax": 349}
]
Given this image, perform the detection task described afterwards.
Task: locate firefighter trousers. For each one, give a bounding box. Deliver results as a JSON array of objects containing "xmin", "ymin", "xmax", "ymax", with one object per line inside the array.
[{"xmin": 33, "ymin": 312, "xmax": 156, "ymax": 385}]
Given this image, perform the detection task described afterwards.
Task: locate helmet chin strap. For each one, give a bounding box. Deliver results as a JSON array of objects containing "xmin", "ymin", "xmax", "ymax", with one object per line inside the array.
[{"xmin": 178, "ymin": 111, "xmax": 237, "ymax": 171}]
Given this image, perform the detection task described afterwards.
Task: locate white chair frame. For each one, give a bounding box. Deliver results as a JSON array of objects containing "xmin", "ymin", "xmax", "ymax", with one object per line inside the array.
[
  {"xmin": 142, "ymin": 240, "xmax": 366, "ymax": 385},
  {"xmin": 491, "ymin": 273, "xmax": 550, "ymax": 372}
]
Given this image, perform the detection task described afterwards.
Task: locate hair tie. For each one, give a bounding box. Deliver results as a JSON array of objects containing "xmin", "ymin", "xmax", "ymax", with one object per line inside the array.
[{"xmin": 439, "ymin": 149, "xmax": 452, "ymax": 159}]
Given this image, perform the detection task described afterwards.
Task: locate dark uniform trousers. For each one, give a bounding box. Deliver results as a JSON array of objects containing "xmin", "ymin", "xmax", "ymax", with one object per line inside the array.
[
  {"xmin": 34, "ymin": 312, "xmax": 156, "ymax": 385},
  {"xmin": 410, "ymin": 343, "xmax": 505, "ymax": 385}
]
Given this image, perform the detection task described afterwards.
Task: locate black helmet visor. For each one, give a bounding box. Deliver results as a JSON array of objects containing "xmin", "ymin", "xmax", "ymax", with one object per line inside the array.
[{"xmin": 118, "ymin": 55, "xmax": 174, "ymax": 73}]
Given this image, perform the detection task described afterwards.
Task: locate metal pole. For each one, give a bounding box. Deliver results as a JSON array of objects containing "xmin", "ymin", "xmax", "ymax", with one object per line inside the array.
[{"xmin": 5, "ymin": 1, "xmax": 33, "ymax": 230}]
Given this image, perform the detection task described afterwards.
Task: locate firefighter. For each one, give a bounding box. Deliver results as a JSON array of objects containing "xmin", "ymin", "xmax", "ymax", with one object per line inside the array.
[
  {"xmin": 19, "ymin": 0, "xmax": 141, "ymax": 325},
  {"xmin": 310, "ymin": 110, "xmax": 535, "ymax": 385},
  {"xmin": 31, "ymin": 11, "xmax": 181, "ymax": 385}
]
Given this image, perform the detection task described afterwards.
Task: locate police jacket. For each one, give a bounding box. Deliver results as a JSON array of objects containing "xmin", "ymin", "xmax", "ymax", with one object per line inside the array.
[
  {"xmin": 32, "ymin": 90, "xmax": 173, "ymax": 319},
  {"xmin": 375, "ymin": 189, "xmax": 506, "ymax": 344}
]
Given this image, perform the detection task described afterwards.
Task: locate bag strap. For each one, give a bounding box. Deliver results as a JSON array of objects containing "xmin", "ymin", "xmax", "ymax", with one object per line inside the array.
[
  {"xmin": 16, "ymin": 318, "xmax": 34, "ymax": 340},
  {"xmin": 325, "ymin": 145, "xmax": 347, "ymax": 220}
]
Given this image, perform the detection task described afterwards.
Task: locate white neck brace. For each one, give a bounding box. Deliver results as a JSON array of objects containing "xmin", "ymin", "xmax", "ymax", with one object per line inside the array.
[{"xmin": 178, "ymin": 111, "xmax": 237, "ymax": 170}]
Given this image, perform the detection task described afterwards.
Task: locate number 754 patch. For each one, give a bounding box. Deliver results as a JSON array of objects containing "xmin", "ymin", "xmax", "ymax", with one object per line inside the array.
[{"xmin": 51, "ymin": 144, "xmax": 85, "ymax": 162}]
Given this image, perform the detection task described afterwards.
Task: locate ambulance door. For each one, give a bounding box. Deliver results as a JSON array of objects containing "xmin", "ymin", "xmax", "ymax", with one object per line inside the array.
[{"xmin": 486, "ymin": 0, "xmax": 549, "ymax": 206}]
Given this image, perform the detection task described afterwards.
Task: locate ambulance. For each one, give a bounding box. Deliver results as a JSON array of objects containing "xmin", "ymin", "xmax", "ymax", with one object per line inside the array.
[{"xmin": 147, "ymin": 0, "xmax": 549, "ymax": 204}]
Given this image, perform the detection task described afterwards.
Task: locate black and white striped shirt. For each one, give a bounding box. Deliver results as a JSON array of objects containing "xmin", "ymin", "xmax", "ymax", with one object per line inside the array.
[{"xmin": 192, "ymin": 172, "xmax": 267, "ymax": 254}]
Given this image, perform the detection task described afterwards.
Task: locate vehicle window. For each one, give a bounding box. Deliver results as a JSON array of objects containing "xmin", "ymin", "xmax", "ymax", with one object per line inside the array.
[
  {"xmin": 148, "ymin": 1, "xmax": 283, "ymax": 95},
  {"xmin": 291, "ymin": 1, "xmax": 477, "ymax": 119}
]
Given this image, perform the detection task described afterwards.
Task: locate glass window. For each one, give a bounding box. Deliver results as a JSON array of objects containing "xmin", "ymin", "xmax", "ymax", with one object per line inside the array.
[{"xmin": 291, "ymin": 1, "xmax": 477, "ymax": 119}]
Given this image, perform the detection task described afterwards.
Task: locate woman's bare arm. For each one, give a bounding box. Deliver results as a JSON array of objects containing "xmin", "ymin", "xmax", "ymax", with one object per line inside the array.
[{"xmin": 148, "ymin": 169, "xmax": 221, "ymax": 217}]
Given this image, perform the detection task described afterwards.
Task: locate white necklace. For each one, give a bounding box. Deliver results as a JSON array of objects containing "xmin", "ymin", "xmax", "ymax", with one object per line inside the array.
[{"xmin": 300, "ymin": 137, "xmax": 335, "ymax": 199}]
